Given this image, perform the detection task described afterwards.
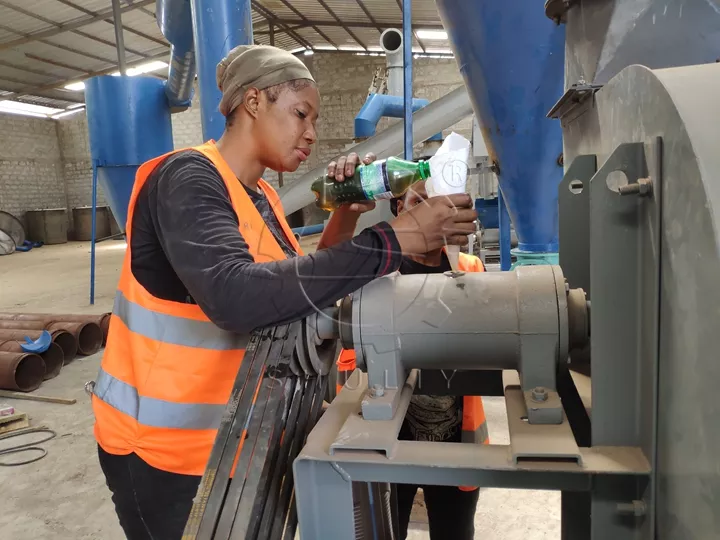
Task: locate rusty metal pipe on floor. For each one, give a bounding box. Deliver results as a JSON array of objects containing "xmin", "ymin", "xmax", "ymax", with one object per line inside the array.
[
  {"xmin": 0, "ymin": 329, "xmax": 77, "ymax": 363},
  {"xmin": 46, "ymin": 322, "xmax": 103, "ymax": 356},
  {"xmin": 0, "ymin": 321, "xmax": 102, "ymax": 356},
  {"xmin": 0, "ymin": 341, "xmax": 63, "ymax": 380},
  {"xmin": 0, "ymin": 313, "xmax": 111, "ymax": 344},
  {"xmin": 0, "ymin": 351, "xmax": 45, "ymax": 392}
]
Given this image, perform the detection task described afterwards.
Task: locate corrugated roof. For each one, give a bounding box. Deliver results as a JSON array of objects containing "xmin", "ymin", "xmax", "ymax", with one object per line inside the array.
[{"xmin": 0, "ymin": 0, "xmax": 451, "ymax": 111}]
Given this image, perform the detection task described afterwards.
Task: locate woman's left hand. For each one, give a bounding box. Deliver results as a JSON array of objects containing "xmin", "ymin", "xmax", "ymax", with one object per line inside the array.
[{"xmin": 326, "ymin": 151, "xmax": 377, "ymax": 214}]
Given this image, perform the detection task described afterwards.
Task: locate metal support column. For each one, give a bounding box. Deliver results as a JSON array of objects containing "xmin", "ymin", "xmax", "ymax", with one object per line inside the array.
[
  {"xmin": 294, "ymin": 459, "xmax": 357, "ymax": 540},
  {"xmin": 110, "ymin": 0, "xmax": 127, "ymax": 75},
  {"xmin": 402, "ymin": 0, "xmax": 412, "ymax": 159},
  {"xmin": 89, "ymin": 165, "xmax": 98, "ymax": 305},
  {"xmin": 190, "ymin": 0, "xmax": 254, "ymax": 141},
  {"xmin": 499, "ymin": 189, "xmax": 512, "ymax": 270}
]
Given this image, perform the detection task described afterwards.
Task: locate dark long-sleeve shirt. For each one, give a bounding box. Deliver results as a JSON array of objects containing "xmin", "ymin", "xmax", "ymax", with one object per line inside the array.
[{"xmin": 129, "ymin": 150, "xmax": 402, "ymax": 334}]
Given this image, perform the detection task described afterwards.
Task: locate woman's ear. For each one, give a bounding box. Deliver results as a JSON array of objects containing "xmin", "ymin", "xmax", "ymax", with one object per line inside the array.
[{"xmin": 244, "ymin": 88, "xmax": 260, "ymax": 118}]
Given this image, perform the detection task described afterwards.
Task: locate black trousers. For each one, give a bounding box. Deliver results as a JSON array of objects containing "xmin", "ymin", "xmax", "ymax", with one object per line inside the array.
[
  {"xmin": 395, "ymin": 482, "xmax": 480, "ymax": 540},
  {"xmin": 394, "ymin": 418, "xmax": 479, "ymax": 540},
  {"xmin": 98, "ymin": 445, "xmax": 201, "ymax": 540}
]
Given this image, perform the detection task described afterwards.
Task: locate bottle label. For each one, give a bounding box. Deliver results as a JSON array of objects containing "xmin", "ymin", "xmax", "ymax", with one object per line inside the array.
[{"xmin": 359, "ymin": 162, "xmax": 393, "ymax": 200}]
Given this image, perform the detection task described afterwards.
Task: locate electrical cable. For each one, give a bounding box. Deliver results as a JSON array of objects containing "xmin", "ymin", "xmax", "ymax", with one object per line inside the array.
[{"xmin": 0, "ymin": 426, "xmax": 56, "ymax": 466}]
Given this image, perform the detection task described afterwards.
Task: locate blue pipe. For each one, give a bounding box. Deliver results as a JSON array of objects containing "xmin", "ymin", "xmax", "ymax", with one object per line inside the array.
[
  {"xmin": 354, "ymin": 94, "xmax": 442, "ymax": 140},
  {"xmin": 402, "ymin": 0, "xmax": 413, "ymax": 160},
  {"xmin": 291, "ymin": 223, "xmax": 325, "ymax": 237},
  {"xmin": 190, "ymin": 0, "xmax": 253, "ymax": 141},
  {"xmin": 90, "ymin": 166, "xmax": 98, "ymax": 305},
  {"xmin": 156, "ymin": 0, "xmax": 196, "ymax": 112}
]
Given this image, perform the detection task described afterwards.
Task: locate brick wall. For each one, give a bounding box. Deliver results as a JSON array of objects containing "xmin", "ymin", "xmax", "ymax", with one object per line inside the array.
[
  {"xmin": 171, "ymin": 88, "xmax": 204, "ymax": 149},
  {"xmin": 56, "ymin": 112, "xmax": 107, "ymax": 217},
  {"xmin": 0, "ymin": 52, "xmax": 471, "ymax": 233},
  {"xmin": 0, "ymin": 113, "xmax": 67, "ymax": 226}
]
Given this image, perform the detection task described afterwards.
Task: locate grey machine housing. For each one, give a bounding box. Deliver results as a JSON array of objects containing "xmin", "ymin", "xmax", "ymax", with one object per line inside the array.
[
  {"xmin": 340, "ymin": 266, "xmax": 588, "ymax": 426},
  {"xmin": 293, "ymin": 36, "xmax": 720, "ymax": 540}
]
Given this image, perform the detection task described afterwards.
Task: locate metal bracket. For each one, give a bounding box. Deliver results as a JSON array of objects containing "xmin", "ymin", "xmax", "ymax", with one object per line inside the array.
[
  {"xmin": 589, "ymin": 138, "xmax": 662, "ymax": 539},
  {"xmin": 331, "ymin": 370, "xmax": 418, "ymax": 458},
  {"xmin": 518, "ymin": 266, "xmax": 567, "ymax": 425},
  {"xmin": 590, "ymin": 142, "xmax": 649, "ymax": 189},
  {"xmin": 548, "ymin": 83, "xmax": 603, "ymax": 120},
  {"xmin": 505, "ymin": 372, "xmax": 582, "ymax": 465},
  {"xmin": 559, "ymin": 154, "xmax": 597, "ymax": 296}
]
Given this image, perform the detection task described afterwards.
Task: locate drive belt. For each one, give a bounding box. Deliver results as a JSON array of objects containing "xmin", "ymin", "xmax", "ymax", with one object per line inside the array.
[{"xmin": 182, "ymin": 321, "xmax": 330, "ymax": 540}]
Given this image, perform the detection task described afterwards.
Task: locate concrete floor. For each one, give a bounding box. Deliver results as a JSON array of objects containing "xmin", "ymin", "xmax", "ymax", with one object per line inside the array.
[{"xmin": 0, "ymin": 241, "xmax": 559, "ymax": 539}]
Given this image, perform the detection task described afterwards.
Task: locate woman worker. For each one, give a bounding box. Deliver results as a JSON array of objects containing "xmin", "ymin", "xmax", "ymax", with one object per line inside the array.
[{"xmin": 90, "ymin": 44, "xmax": 477, "ymax": 539}]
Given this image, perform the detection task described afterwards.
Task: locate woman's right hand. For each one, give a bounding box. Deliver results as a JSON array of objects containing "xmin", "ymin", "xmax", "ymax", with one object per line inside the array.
[{"xmin": 389, "ymin": 193, "xmax": 477, "ymax": 256}]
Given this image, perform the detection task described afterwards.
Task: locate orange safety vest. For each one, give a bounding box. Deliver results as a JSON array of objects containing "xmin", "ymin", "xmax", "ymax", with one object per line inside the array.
[
  {"xmin": 92, "ymin": 141, "xmax": 303, "ymax": 476},
  {"xmin": 336, "ymin": 250, "xmax": 489, "ymax": 491}
]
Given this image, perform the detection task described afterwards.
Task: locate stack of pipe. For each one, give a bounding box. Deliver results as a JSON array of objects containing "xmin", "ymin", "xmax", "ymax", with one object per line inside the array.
[
  {"xmin": 0, "ymin": 351, "xmax": 45, "ymax": 392},
  {"xmin": 0, "ymin": 312, "xmax": 109, "ymax": 392}
]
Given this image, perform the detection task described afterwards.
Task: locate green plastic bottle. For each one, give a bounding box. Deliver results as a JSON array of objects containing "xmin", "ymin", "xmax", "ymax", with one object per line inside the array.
[{"xmin": 311, "ymin": 157, "xmax": 431, "ymax": 211}]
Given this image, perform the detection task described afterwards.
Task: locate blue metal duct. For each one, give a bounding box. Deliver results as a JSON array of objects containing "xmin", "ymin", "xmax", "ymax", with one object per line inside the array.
[
  {"xmin": 354, "ymin": 94, "xmax": 442, "ymax": 140},
  {"xmin": 435, "ymin": 0, "xmax": 565, "ymax": 256},
  {"xmin": 156, "ymin": 0, "xmax": 196, "ymax": 112},
  {"xmin": 292, "ymin": 223, "xmax": 325, "ymax": 237},
  {"xmin": 190, "ymin": 0, "xmax": 253, "ymax": 141},
  {"xmin": 85, "ymin": 76, "xmax": 174, "ymax": 231}
]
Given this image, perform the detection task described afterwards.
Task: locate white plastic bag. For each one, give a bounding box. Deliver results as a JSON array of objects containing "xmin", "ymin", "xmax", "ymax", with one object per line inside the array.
[{"xmin": 426, "ymin": 132, "xmax": 471, "ymax": 271}]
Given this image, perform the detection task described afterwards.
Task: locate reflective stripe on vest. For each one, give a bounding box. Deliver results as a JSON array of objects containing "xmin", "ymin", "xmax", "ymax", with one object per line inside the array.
[
  {"xmin": 94, "ymin": 367, "xmax": 226, "ymax": 430},
  {"xmin": 113, "ymin": 291, "xmax": 248, "ymax": 351}
]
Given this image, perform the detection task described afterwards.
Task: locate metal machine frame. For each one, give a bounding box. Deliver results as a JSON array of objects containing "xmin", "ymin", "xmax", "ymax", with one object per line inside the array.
[
  {"xmin": 294, "ymin": 371, "xmax": 650, "ymax": 539},
  {"xmin": 294, "ymin": 78, "xmax": 674, "ymax": 540}
]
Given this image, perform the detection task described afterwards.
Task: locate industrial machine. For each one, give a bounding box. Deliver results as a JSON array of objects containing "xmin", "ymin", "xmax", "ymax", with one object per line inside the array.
[
  {"xmin": 83, "ymin": 0, "xmax": 720, "ymax": 537},
  {"xmin": 288, "ymin": 1, "xmax": 720, "ymax": 538}
]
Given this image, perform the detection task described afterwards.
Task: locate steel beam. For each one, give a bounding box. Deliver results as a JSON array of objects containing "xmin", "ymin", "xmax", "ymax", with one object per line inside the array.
[
  {"xmin": 3, "ymin": 52, "xmax": 169, "ymax": 100},
  {"xmin": 251, "ymin": 2, "xmax": 313, "ymax": 50},
  {"xmin": 315, "ymin": 0, "xmax": 368, "ymax": 49},
  {"xmin": 110, "ymin": 0, "xmax": 127, "ymax": 75},
  {"xmin": 275, "ymin": 0, "xmax": 339, "ymax": 48},
  {"xmin": 59, "ymin": 0, "xmax": 165, "ymax": 49},
  {"xmin": 0, "ymin": 85, "xmax": 84, "ymax": 104},
  {"xmin": 0, "ymin": 0, "xmax": 164, "ymax": 54},
  {"xmin": 72, "ymin": 29, "xmax": 152, "ymax": 59},
  {"xmin": 0, "ymin": 0, "xmax": 154, "ymax": 51},
  {"xmin": 257, "ymin": 19, "xmax": 446, "ymax": 32},
  {"xmin": 0, "ymin": 21, "xmax": 131, "ymax": 64},
  {"xmin": 24, "ymin": 53, "xmax": 87, "ymax": 73},
  {"xmin": 0, "ymin": 58, "xmax": 57, "ymax": 78},
  {"xmin": 50, "ymin": 1, "xmax": 157, "ymax": 57},
  {"xmin": 354, "ymin": 0, "xmax": 383, "ymax": 32}
]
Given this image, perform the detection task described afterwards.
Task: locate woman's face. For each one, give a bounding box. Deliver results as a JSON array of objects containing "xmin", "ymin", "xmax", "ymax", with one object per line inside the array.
[{"xmin": 256, "ymin": 82, "xmax": 320, "ymax": 173}]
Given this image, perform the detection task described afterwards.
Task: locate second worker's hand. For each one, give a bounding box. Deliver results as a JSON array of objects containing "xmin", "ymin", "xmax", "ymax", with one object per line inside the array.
[
  {"xmin": 326, "ymin": 151, "xmax": 377, "ymax": 214},
  {"xmin": 389, "ymin": 193, "xmax": 477, "ymax": 256}
]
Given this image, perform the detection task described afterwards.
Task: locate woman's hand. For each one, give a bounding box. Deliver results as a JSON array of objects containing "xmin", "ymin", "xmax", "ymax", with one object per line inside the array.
[
  {"xmin": 326, "ymin": 151, "xmax": 377, "ymax": 214},
  {"xmin": 390, "ymin": 193, "xmax": 477, "ymax": 256}
]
